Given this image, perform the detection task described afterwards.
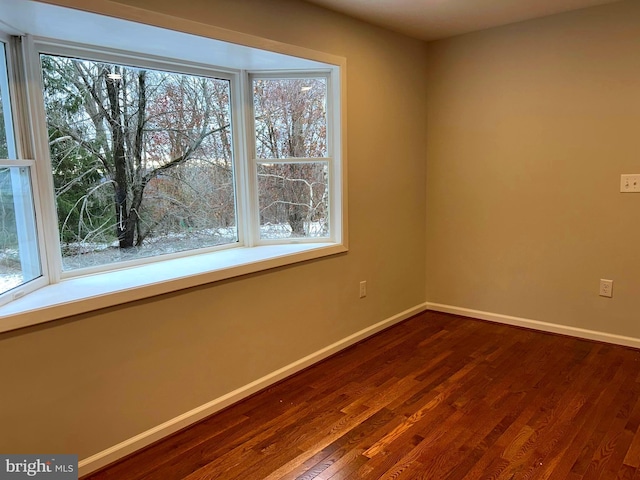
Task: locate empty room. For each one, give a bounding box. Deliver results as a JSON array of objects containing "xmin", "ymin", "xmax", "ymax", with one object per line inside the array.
[{"xmin": 0, "ymin": 0, "xmax": 639, "ymax": 478}]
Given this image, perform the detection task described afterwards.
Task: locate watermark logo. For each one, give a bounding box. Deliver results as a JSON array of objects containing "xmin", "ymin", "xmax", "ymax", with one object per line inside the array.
[{"xmin": 0, "ymin": 455, "xmax": 77, "ymax": 479}]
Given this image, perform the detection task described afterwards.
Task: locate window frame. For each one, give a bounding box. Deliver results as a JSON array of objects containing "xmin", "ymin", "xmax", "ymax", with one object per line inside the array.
[
  {"xmin": 29, "ymin": 38, "xmax": 249, "ymax": 279},
  {"xmin": 0, "ymin": 35, "xmax": 49, "ymax": 306},
  {"xmin": 248, "ymin": 71, "xmax": 337, "ymax": 245},
  {"xmin": 0, "ymin": 35, "xmax": 17, "ymax": 159},
  {"xmin": 0, "ymin": 11, "xmax": 347, "ymax": 332},
  {"xmin": 0, "ymin": 159, "xmax": 48, "ymax": 307}
]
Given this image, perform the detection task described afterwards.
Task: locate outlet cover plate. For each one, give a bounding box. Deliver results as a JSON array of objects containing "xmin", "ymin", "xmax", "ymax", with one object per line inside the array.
[
  {"xmin": 621, "ymin": 174, "xmax": 640, "ymax": 192},
  {"xmin": 599, "ymin": 279, "xmax": 613, "ymax": 298}
]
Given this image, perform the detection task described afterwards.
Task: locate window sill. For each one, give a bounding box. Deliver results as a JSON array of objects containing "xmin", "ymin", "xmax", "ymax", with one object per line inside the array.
[{"xmin": 0, "ymin": 243, "xmax": 346, "ymax": 334}]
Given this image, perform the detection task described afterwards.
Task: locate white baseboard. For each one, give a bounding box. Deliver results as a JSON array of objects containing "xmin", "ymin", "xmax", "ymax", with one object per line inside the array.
[
  {"xmin": 426, "ymin": 302, "xmax": 640, "ymax": 349},
  {"xmin": 78, "ymin": 302, "xmax": 428, "ymax": 477}
]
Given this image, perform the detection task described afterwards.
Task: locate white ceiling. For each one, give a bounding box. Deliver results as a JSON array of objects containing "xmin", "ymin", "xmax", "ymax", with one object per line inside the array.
[{"xmin": 303, "ymin": 0, "xmax": 623, "ymax": 41}]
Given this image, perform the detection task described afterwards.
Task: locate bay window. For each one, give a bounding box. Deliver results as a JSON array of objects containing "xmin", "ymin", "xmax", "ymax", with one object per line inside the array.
[{"xmin": 0, "ymin": 1, "xmax": 345, "ymax": 331}]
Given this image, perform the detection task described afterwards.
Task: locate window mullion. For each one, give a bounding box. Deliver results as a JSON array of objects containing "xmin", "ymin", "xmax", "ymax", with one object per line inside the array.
[
  {"xmin": 20, "ymin": 34, "xmax": 62, "ymax": 283},
  {"xmin": 242, "ymin": 71, "xmax": 260, "ymax": 247},
  {"xmin": 325, "ymin": 69, "xmax": 340, "ymax": 244}
]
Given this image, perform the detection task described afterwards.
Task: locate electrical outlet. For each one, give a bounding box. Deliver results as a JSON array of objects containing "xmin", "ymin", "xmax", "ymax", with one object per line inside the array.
[
  {"xmin": 620, "ymin": 174, "xmax": 640, "ymax": 192},
  {"xmin": 359, "ymin": 281, "xmax": 367, "ymax": 298},
  {"xmin": 599, "ymin": 279, "xmax": 613, "ymax": 298}
]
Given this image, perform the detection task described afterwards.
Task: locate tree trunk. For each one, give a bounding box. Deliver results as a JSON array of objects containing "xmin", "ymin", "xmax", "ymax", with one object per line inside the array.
[
  {"xmin": 105, "ymin": 67, "xmax": 134, "ymax": 248},
  {"xmin": 286, "ymin": 115, "xmax": 307, "ymax": 236},
  {"xmin": 288, "ymin": 209, "xmax": 305, "ymax": 236}
]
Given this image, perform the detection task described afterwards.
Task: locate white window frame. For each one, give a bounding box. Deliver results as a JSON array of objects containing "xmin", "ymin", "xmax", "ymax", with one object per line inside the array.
[
  {"xmin": 0, "ymin": 159, "xmax": 47, "ymax": 307},
  {"xmin": 0, "ymin": 35, "xmax": 17, "ymax": 159},
  {"xmin": 0, "ymin": 9, "xmax": 346, "ymax": 333},
  {"xmin": 0, "ymin": 35, "xmax": 49, "ymax": 306},
  {"xmin": 28, "ymin": 38, "xmax": 248, "ymax": 280},
  {"xmin": 248, "ymin": 71, "xmax": 339, "ymax": 245}
]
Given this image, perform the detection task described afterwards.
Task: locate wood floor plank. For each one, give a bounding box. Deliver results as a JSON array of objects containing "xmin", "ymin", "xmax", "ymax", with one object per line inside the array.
[{"xmin": 83, "ymin": 312, "xmax": 640, "ymax": 480}]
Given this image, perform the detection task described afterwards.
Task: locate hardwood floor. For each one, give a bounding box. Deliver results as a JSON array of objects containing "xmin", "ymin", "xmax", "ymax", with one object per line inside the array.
[{"xmin": 83, "ymin": 311, "xmax": 640, "ymax": 479}]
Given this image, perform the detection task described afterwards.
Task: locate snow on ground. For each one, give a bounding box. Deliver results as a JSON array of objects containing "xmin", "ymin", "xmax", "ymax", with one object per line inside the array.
[
  {"xmin": 0, "ymin": 248, "xmax": 23, "ymax": 293},
  {"xmin": 1, "ymin": 222, "xmax": 328, "ymax": 292},
  {"xmin": 0, "ymin": 274, "xmax": 21, "ymax": 293}
]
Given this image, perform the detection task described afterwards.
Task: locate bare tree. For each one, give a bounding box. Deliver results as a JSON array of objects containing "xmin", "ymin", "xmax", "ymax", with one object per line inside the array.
[
  {"xmin": 42, "ymin": 55, "xmax": 234, "ymax": 257},
  {"xmin": 253, "ymin": 78, "xmax": 328, "ymax": 237}
]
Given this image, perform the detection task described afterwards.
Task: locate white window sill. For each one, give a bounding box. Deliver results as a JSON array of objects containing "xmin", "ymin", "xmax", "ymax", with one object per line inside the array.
[{"xmin": 0, "ymin": 243, "xmax": 346, "ymax": 333}]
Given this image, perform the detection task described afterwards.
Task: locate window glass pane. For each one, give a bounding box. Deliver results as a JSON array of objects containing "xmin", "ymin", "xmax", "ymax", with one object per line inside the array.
[
  {"xmin": 258, "ymin": 162, "xmax": 328, "ymax": 239},
  {"xmin": 0, "ymin": 165, "xmax": 41, "ymax": 295},
  {"xmin": 40, "ymin": 55, "xmax": 237, "ymax": 271},
  {"xmin": 0, "ymin": 42, "xmax": 16, "ymax": 159},
  {"xmin": 253, "ymin": 78, "xmax": 327, "ymax": 159}
]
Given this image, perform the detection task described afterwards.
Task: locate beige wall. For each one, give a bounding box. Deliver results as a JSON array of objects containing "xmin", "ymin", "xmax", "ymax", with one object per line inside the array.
[
  {"xmin": 426, "ymin": 1, "xmax": 640, "ymax": 336},
  {"xmin": 0, "ymin": 0, "xmax": 427, "ymax": 457},
  {"xmin": 6, "ymin": 0, "xmax": 638, "ymax": 463}
]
